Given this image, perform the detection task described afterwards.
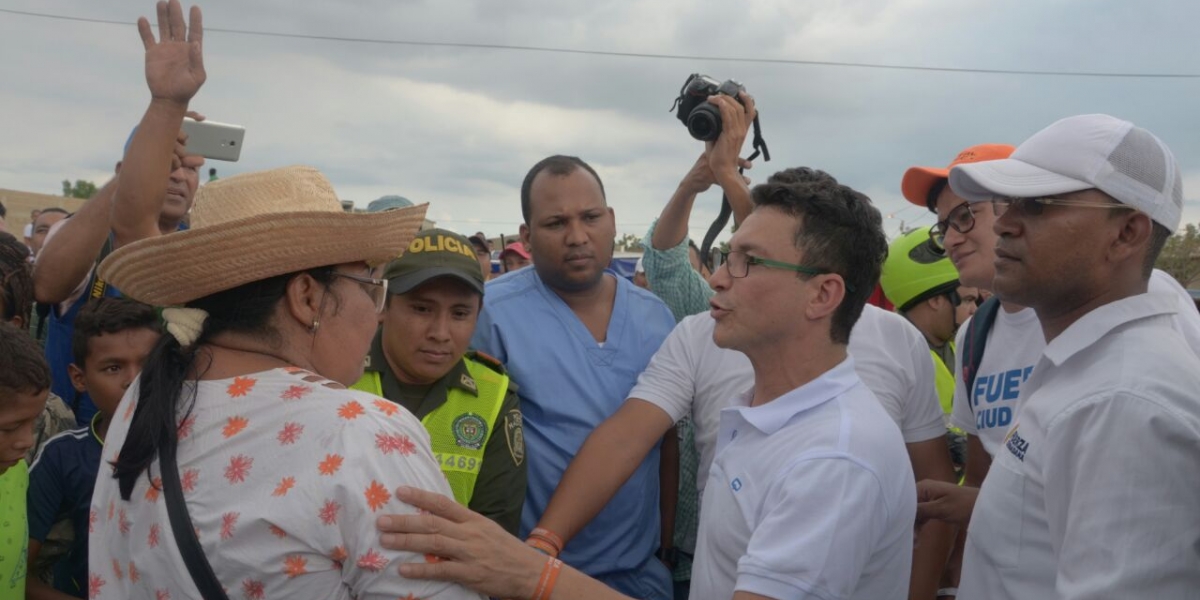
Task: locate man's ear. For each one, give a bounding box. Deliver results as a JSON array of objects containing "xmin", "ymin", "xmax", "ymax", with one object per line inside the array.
[
  {"xmin": 806, "ymin": 275, "xmax": 846, "ymax": 322},
  {"xmin": 68, "ymin": 363, "xmax": 88, "ymax": 394},
  {"xmin": 1110, "ymin": 211, "xmax": 1154, "ymax": 266},
  {"xmin": 519, "ymin": 224, "xmax": 531, "ymax": 250}
]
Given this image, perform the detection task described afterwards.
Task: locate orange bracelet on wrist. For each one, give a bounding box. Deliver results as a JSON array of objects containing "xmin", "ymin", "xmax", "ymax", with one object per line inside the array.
[
  {"xmin": 531, "ymin": 557, "xmax": 563, "ymax": 600},
  {"xmin": 528, "ymin": 527, "xmax": 565, "ymax": 554},
  {"xmin": 525, "ymin": 537, "xmax": 560, "ymax": 557}
]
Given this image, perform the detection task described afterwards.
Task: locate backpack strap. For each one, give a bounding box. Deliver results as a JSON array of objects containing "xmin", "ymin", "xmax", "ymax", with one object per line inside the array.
[{"xmin": 961, "ymin": 296, "xmax": 1001, "ymax": 395}]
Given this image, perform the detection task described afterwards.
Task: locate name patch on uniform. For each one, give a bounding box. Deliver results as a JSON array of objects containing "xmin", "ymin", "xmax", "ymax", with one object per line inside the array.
[{"xmin": 453, "ymin": 413, "xmax": 487, "ymax": 450}]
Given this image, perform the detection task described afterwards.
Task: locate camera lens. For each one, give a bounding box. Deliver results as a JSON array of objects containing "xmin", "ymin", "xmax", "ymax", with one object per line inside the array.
[{"xmin": 687, "ymin": 106, "xmax": 722, "ymax": 142}]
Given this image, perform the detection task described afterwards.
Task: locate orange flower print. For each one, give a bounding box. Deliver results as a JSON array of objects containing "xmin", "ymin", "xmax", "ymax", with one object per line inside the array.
[
  {"xmin": 223, "ymin": 415, "xmax": 249, "ymax": 438},
  {"xmin": 148, "ymin": 523, "xmax": 160, "ymax": 548},
  {"xmin": 88, "ymin": 573, "xmax": 105, "ymax": 598},
  {"xmin": 355, "ymin": 548, "xmax": 388, "ymax": 572},
  {"xmin": 155, "ymin": 590, "xmax": 170, "ymax": 600},
  {"xmin": 269, "ymin": 524, "xmax": 288, "ymax": 538},
  {"xmin": 107, "ymin": 500, "xmax": 114, "ymax": 521},
  {"xmin": 118, "ymin": 509, "xmax": 131, "ymax": 535},
  {"xmin": 318, "ymin": 453, "xmax": 344, "ymax": 476},
  {"xmin": 272, "ymin": 476, "xmax": 296, "ymax": 497},
  {"xmin": 144, "ymin": 476, "xmax": 162, "ymax": 503},
  {"xmin": 220, "ymin": 512, "xmax": 239, "ymax": 540},
  {"xmin": 177, "ymin": 414, "xmax": 196, "ymax": 440},
  {"xmin": 129, "ymin": 561, "xmax": 140, "ymax": 583},
  {"xmin": 364, "ymin": 480, "xmax": 390, "ymax": 512},
  {"xmin": 319, "ymin": 499, "xmax": 341, "ymax": 525},
  {"xmin": 372, "ymin": 398, "xmax": 399, "ymax": 416},
  {"xmin": 242, "ymin": 579, "xmax": 265, "ymax": 599},
  {"xmin": 112, "ymin": 558, "xmax": 124, "ymax": 581},
  {"xmin": 375, "ymin": 432, "xmax": 416, "ymax": 456},
  {"xmin": 284, "ymin": 555, "xmax": 308, "ymax": 578},
  {"xmin": 280, "ymin": 384, "xmax": 312, "ymax": 400},
  {"xmin": 123, "ymin": 399, "xmax": 136, "ymax": 422},
  {"xmin": 277, "ymin": 422, "xmax": 304, "ymax": 445},
  {"xmin": 338, "ymin": 400, "xmax": 365, "ymax": 420},
  {"xmin": 224, "ymin": 454, "xmax": 253, "ymax": 484},
  {"xmin": 425, "ymin": 552, "xmax": 444, "ymax": 564},
  {"xmin": 227, "ymin": 376, "xmax": 257, "ymax": 397},
  {"xmin": 182, "ymin": 468, "xmax": 199, "ymax": 493},
  {"xmin": 330, "ymin": 545, "xmax": 348, "ymax": 568},
  {"xmin": 401, "ymin": 595, "xmax": 423, "ymax": 600}
]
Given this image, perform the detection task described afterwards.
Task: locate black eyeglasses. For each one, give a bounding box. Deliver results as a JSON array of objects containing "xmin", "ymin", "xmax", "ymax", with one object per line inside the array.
[
  {"xmin": 333, "ymin": 272, "xmax": 389, "ymax": 313},
  {"xmin": 991, "ymin": 196, "xmax": 1136, "ymax": 219},
  {"xmin": 930, "ymin": 202, "xmax": 975, "ymax": 250},
  {"xmin": 719, "ymin": 250, "xmax": 855, "ymax": 292}
]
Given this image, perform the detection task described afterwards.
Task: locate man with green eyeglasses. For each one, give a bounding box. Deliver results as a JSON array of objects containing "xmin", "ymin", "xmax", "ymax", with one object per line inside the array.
[{"xmin": 526, "ymin": 161, "xmax": 960, "ymax": 599}]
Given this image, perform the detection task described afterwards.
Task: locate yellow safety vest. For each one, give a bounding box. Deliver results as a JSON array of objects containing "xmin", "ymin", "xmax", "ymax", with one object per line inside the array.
[
  {"xmin": 351, "ymin": 357, "xmax": 509, "ymax": 506},
  {"xmin": 931, "ymin": 343, "xmax": 963, "ymax": 435}
]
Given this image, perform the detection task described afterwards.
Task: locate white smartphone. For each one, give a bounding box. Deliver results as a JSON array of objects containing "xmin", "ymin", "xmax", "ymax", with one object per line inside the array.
[{"xmin": 181, "ymin": 117, "xmax": 245, "ymax": 162}]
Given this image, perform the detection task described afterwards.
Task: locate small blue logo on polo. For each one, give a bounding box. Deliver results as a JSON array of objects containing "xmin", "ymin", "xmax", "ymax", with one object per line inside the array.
[{"xmin": 731, "ymin": 478, "xmax": 742, "ymax": 492}]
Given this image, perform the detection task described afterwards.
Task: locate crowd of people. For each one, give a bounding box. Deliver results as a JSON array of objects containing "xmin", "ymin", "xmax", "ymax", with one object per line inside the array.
[{"xmin": 2, "ymin": 1, "xmax": 1199, "ymax": 599}]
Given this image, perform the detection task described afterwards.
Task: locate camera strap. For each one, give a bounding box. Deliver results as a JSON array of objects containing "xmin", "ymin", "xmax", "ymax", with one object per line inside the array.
[{"xmin": 700, "ymin": 115, "xmax": 770, "ymax": 268}]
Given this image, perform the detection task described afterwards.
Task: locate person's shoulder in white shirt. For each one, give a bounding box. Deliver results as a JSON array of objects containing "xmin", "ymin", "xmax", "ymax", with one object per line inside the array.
[
  {"xmin": 849, "ymin": 304, "xmax": 946, "ymax": 444},
  {"xmin": 961, "ymin": 292, "xmax": 1200, "ymax": 599},
  {"xmin": 692, "ymin": 358, "xmax": 915, "ymax": 600}
]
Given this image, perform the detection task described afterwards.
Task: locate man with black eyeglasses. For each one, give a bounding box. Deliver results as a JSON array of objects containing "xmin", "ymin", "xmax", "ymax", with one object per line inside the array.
[{"xmin": 915, "ymin": 115, "xmax": 1200, "ymax": 599}]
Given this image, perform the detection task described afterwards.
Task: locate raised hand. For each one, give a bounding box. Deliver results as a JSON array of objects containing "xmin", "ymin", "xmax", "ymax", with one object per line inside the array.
[{"xmin": 138, "ymin": 0, "xmax": 205, "ymax": 105}]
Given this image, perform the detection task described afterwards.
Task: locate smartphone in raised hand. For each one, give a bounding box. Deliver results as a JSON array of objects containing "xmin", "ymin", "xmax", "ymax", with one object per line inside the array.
[{"xmin": 182, "ymin": 117, "xmax": 245, "ymax": 162}]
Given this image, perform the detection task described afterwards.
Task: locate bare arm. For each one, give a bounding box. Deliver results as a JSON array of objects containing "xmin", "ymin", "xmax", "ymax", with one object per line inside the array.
[
  {"xmin": 381, "ymin": 486, "xmax": 634, "ymax": 600},
  {"xmin": 111, "ymin": 0, "xmax": 206, "ymax": 248},
  {"xmin": 906, "ymin": 437, "xmax": 959, "ymax": 600},
  {"xmin": 963, "ymin": 434, "xmax": 991, "ymax": 488},
  {"xmin": 26, "ymin": 540, "xmax": 77, "ymax": 600},
  {"xmin": 535, "ymin": 399, "xmax": 674, "ymax": 545},
  {"xmin": 32, "ymin": 177, "xmax": 118, "ymax": 304},
  {"xmin": 651, "ymin": 92, "xmax": 756, "ymax": 252},
  {"xmin": 659, "ymin": 425, "xmax": 679, "ymax": 561}
]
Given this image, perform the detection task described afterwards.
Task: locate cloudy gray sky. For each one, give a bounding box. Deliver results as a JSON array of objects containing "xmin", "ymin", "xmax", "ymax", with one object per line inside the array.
[{"xmin": 3, "ymin": 0, "xmax": 1199, "ymax": 243}]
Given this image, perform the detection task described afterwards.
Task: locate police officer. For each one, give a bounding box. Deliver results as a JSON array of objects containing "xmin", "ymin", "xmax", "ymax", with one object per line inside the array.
[{"xmin": 353, "ymin": 228, "xmax": 526, "ymax": 534}]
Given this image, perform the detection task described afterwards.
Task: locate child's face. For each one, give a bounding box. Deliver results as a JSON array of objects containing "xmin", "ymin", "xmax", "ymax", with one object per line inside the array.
[
  {"xmin": 70, "ymin": 328, "xmax": 161, "ymax": 417},
  {"xmin": 0, "ymin": 388, "xmax": 48, "ymax": 473}
]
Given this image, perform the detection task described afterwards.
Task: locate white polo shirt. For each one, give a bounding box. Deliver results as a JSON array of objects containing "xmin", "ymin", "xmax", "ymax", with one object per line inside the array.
[
  {"xmin": 950, "ymin": 269, "xmax": 1200, "ymax": 458},
  {"xmin": 691, "ymin": 358, "xmax": 915, "ymax": 600},
  {"xmin": 631, "ymin": 304, "xmax": 944, "ymax": 494},
  {"xmin": 960, "ymin": 291, "xmax": 1200, "ymax": 599}
]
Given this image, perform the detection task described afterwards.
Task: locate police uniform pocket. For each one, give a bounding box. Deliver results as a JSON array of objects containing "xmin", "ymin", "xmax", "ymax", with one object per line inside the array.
[{"xmin": 967, "ymin": 459, "xmax": 1026, "ymax": 570}]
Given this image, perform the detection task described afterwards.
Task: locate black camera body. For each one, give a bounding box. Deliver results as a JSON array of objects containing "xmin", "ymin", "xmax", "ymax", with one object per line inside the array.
[{"xmin": 673, "ymin": 74, "xmax": 745, "ymax": 142}]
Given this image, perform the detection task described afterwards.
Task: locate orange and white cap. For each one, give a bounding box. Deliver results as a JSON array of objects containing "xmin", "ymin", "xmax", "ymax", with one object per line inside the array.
[{"xmin": 901, "ymin": 143, "xmax": 1015, "ymax": 211}]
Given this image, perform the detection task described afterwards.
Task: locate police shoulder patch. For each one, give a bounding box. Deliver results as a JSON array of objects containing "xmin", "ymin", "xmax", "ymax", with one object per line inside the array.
[
  {"xmin": 504, "ymin": 409, "xmax": 525, "ymax": 467},
  {"xmin": 468, "ymin": 350, "xmax": 506, "ymax": 375}
]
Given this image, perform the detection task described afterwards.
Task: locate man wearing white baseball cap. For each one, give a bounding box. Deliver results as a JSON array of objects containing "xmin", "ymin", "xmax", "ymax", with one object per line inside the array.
[{"xmin": 946, "ymin": 114, "xmax": 1200, "ymax": 599}]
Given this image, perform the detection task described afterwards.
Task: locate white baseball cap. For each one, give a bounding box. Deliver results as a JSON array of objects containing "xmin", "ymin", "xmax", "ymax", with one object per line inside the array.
[{"xmin": 948, "ymin": 114, "xmax": 1182, "ymax": 230}]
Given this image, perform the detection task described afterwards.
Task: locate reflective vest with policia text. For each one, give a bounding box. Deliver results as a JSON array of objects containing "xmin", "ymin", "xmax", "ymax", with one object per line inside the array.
[{"xmin": 351, "ymin": 357, "xmax": 509, "ymax": 507}]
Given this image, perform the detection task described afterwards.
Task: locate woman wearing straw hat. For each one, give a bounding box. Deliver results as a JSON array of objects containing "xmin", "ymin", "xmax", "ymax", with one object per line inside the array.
[{"xmin": 84, "ymin": 3, "xmax": 483, "ymax": 599}]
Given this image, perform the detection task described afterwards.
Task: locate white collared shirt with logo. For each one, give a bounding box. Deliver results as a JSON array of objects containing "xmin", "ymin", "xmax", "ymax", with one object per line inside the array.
[
  {"xmin": 631, "ymin": 304, "xmax": 944, "ymax": 496},
  {"xmin": 691, "ymin": 358, "xmax": 915, "ymax": 600},
  {"xmin": 950, "ymin": 269, "xmax": 1200, "ymax": 459},
  {"xmin": 960, "ymin": 291, "xmax": 1200, "ymax": 599}
]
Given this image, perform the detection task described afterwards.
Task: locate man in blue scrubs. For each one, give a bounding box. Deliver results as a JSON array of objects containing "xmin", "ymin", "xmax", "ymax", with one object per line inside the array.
[{"xmin": 471, "ymin": 155, "xmax": 676, "ymax": 599}]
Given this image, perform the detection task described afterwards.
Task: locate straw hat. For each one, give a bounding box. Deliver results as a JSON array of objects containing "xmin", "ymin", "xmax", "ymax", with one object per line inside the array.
[{"xmin": 99, "ymin": 165, "xmax": 428, "ymax": 306}]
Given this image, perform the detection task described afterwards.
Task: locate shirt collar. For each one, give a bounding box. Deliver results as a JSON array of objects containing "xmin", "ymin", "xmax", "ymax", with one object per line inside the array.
[
  {"xmin": 731, "ymin": 356, "xmax": 859, "ymax": 436},
  {"xmin": 1043, "ymin": 291, "xmax": 1179, "ymax": 367}
]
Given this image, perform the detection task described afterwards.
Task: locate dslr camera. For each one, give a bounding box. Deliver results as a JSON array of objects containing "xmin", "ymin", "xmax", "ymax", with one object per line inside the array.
[{"xmin": 673, "ymin": 74, "xmax": 746, "ymax": 142}]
